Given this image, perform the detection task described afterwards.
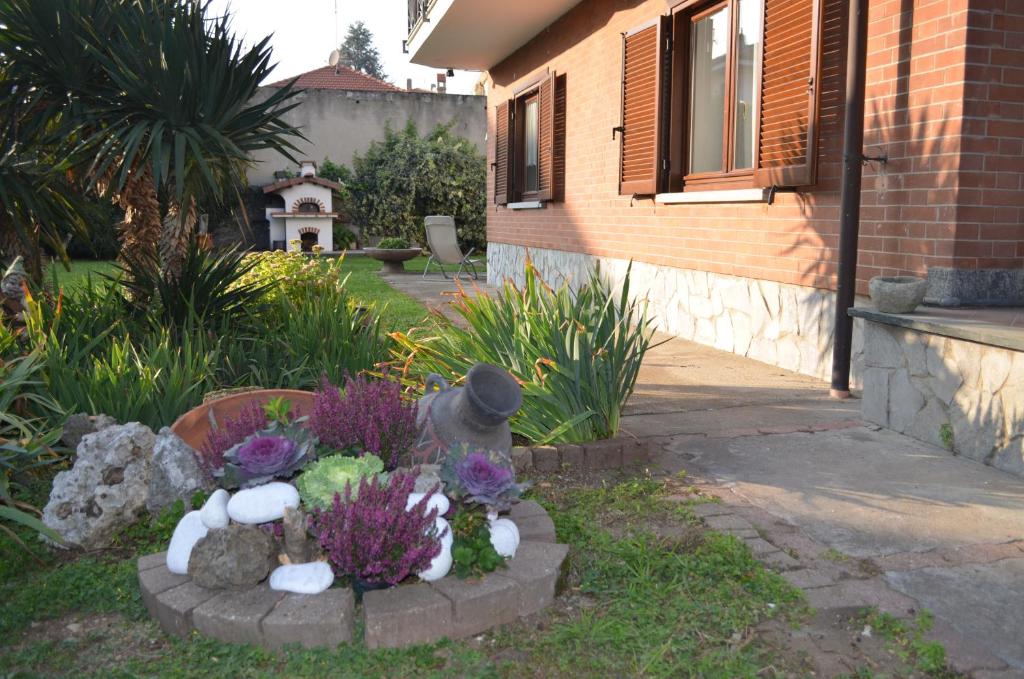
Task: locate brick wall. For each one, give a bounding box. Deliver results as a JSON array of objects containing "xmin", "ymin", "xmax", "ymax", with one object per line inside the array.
[{"xmin": 484, "ymin": 0, "xmax": 1022, "ymax": 295}]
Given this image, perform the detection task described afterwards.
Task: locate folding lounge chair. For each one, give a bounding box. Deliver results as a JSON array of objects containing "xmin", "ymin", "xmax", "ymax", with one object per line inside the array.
[{"xmin": 422, "ymin": 215, "xmax": 480, "ymax": 280}]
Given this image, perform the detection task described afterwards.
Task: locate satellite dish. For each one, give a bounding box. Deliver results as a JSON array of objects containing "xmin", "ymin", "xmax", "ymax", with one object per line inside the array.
[{"xmin": 328, "ymin": 49, "xmax": 341, "ymax": 67}]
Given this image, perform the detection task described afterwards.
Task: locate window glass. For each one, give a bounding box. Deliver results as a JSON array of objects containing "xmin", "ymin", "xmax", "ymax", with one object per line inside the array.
[
  {"xmin": 525, "ymin": 99, "xmax": 539, "ymax": 192},
  {"xmin": 689, "ymin": 5, "xmax": 729, "ymax": 174},
  {"xmin": 733, "ymin": 0, "xmax": 762, "ymax": 169}
]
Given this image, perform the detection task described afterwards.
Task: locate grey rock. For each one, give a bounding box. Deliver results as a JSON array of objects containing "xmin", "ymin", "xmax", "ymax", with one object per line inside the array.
[
  {"xmin": 413, "ymin": 464, "xmax": 443, "ymax": 494},
  {"xmin": 861, "ymin": 368, "xmax": 890, "ymax": 427},
  {"xmin": 42, "ymin": 422, "xmax": 155, "ymax": 549},
  {"xmin": 887, "ymin": 370, "xmax": 925, "ymax": 432},
  {"xmin": 869, "ymin": 275, "xmax": 928, "ymax": 313},
  {"xmin": 147, "ymin": 427, "xmax": 212, "ymax": 515},
  {"xmin": 863, "ymin": 322, "xmax": 904, "ymax": 369},
  {"xmin": 187, "ymin": 525, "xmax": 276, "ymax": 589},
  {"xmin": 60, "ymin": 413, "xmax": 117, "ymax": 451}
]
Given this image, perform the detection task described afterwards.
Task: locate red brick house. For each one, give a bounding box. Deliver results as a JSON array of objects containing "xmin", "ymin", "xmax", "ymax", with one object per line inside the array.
[{"xmin": 408, "ymin": 1, "xmax": 1024, "ymax": 473}]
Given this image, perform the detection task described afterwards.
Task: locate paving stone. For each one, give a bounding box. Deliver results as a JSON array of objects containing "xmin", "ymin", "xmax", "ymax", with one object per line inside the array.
[
  {"xmin": 192, "ymin": 585, "xmax": 284, "ymax": 646},
  {"xmin": 154, "ymin": 581, "xmax": 219, "ymax": 638},
  {"xmin": 804, "ymin": 578, "xmax": 917, "ymax": 616},
  {"xmin": 502, "ymin": 541, "xmax": 569, "ymax": 616},
  {"xmin": 430, "ymin": 573, "xmax": 520, "ymax": 637},
  {"xmin": 508, "ymin": 500, "xmax": 547, "ymax": 519},
  {"xmin": 510, "ymin": 446, "xmax": 532, "ymax": 474},
  {"xmin": 138, "ymin": 551, "xmax": 167, "ymax": 572},
  {"xmin": 512, "ymin": 512, "xmax": 556, "ymax": 543},
  {"xmin": 927, "ymin": 617, "xmax": 1010, "ymax": 674},
  {"xmin": 781, "ymin": 568, "xmax": 838, "ymax": 590},
  {"xmin": 703, "ymin": 513, "xmax": 754, "ymax": 532},
  {"xmin": 682, "ymin": 502, "xmax": 732, "ymax": 517},
  {"xmin": 761, "ymin": 550, "xmax": 802, "ymax": 571},
  {"xmin": 363, "ymin": 582, "xmax": 452, "ymax": 649},
  {"xmin": 139, "ymin": 563, "xmax": 190, "ymax": 617},
  {"xmin": 583, "ymin": 439, "xmax": 623, "ymax": 470},
  {"xmin": 744, "ymin": 537, "xmax": 781, "ymax": 558},
  {"xmin": 722, "ymin": 528, "xmax": 760, "ymax": 539},
  {"xmin": 532, "ymin": 445, "xmax": 560, "ymax": 473},
  {"xmin": 558, "ymin": 444, "xmax": 584, "ymax": 469},
  {"xmin": 262, "ymin": 589, "xmax": 355, "ymax": 650}
]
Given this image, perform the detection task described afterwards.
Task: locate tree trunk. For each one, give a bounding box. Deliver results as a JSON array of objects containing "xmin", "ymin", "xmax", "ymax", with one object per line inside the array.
[
  {"xmin": 113, "ymin": 163, "xmax": 162, "ymax": 266},
  {"xmin": 159, "ymin": 197, "xmax": 197, "ymax": 282}
]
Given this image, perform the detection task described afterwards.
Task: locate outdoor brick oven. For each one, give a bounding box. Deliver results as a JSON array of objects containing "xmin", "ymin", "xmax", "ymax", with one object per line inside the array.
[{"xmin": 263, "ymin": 160, "xmax": 339, "ymax": 252}]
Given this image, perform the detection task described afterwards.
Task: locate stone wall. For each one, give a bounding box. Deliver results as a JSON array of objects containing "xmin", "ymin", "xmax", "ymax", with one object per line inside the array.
[
  {"xmin": 860, "ymin": 321, "xmax": 1024, "ymax": 476},
  {"xmin": 488, "ymin": 242, "xmax": 864, "ymax": 384}
]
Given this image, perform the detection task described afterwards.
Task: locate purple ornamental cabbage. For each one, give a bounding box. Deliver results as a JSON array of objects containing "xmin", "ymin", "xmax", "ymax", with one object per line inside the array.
[
  {"xmin": 215, "ymin": 422, "xmax": 315, "ymax": 489},
  {"xmin": 441, "ymin": 446, "xmax": 529, "ymax": 512}
]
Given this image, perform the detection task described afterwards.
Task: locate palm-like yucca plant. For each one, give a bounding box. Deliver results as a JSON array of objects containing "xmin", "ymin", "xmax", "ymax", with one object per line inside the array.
[
  {"xmin": 0, "ymin": 0, "xmax": 305, "ymax": 280},
  {"xmin": 390, "ymin": 260, "xmax": 655, "ymax": 444}
]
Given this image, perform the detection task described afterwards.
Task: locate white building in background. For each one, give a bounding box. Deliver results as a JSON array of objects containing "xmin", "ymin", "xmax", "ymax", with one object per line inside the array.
[{"xmin": 262, "ymin": 160, "xmax": 338, "ymax": 252}]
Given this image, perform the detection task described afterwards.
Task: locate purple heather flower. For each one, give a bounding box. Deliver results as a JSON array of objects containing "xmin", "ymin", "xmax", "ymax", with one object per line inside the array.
[
  {"xmin": 237, "ymin": 436, "xmax": 296, "ymax": 475},
  {"xmin": 201, "ymin": 400, "xmax": 269, "ymax": 473},
  {"xmin": 456, "ymin": 452, "xmax": 514, "ymax": 500}
]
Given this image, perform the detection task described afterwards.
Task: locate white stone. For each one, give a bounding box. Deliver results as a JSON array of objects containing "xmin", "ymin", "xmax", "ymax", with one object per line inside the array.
[
  {"xmin": 226, "ymin": 482, "xmax": 299, "ymax": 524},
  {"xmin": 200, "ymin": 489, "xmax": 230, "ymax": 530},
  {"xmin": 888, "ymin": 369, "xmax": 925, "ymax": 432},
  {"xmin": 405, "ymin": 492, "xmax": 450, "ymax": 517},
  {"xmin": 436, "ymin": 517, "xmax": 453, "ymax": 549},
  {"xmin": 269, "ymin": 561, "xmax": 335, "ymax": 594},
  {"xmin": 731, "ymin": 311, "xmax": 753, "ymax": 356},
  {"xmin": 489, "ymin": 518, "xmax": 520, "ymax": 558},
  {"xmin": 166, "ymin": 510, "xmax": 208, "ymax": 574},
  {"xmin": 418, "ymin": 517, "xmax": 453, "ymax": 582},
  {"xmin": 713, "ymin": 314, "xmax": 734, "ymax": 352}
]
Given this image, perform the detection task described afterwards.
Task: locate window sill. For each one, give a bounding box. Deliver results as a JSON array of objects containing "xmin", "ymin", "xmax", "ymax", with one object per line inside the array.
[
  {"xmin": 507, "ymin": 201, "xmax": 545, "ymax": 210},
  {"xmin": 655, "ymin": 188, "xmax": 767, "ymax": 204}
]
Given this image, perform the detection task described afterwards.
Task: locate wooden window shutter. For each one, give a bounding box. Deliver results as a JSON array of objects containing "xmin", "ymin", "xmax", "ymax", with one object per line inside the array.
[
  {"xmin": 537, "ymin": 72, "xmax": 556, "ymax": 202},
  {"xmin": 493, "ymin": 99, "xmax": 513, "ymax": 205},
  {"xmin": 619, "ymin": 17, "xmax": 671, "ymax": 196},
  {"xmin": 753, "ymin": 0, "xmax": 825, "ymax": 188}
]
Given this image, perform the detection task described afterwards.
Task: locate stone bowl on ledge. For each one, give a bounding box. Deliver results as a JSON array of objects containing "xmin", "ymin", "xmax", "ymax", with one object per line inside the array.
[
  {"xmin": 868, "ymin": 275, "xmax": 929, "ymax": 314},
  {"xmin": 365, "ymin": 247, "xmax": 423, "ymax": 274}
]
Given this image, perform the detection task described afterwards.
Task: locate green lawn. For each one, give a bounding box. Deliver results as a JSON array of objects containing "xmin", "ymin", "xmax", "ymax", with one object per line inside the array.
[{"xmin": 0, "ymin": 476, "xmax": 811, "ymax": 678}]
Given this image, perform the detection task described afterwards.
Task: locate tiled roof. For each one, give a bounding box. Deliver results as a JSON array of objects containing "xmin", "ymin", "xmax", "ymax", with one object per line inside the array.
[
  {"xmin": 262, "ymin": 176, "xmax": 343, "ymax": 193},
  {"xmin": 268, "ymin": 64, "xmax": 403, "ymax": 93}
]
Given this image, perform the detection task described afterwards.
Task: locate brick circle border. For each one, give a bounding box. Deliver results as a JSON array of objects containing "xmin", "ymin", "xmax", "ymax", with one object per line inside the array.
[{"xmin": 138, "ymin": 501, "xmax": 567, "ymax": 650}]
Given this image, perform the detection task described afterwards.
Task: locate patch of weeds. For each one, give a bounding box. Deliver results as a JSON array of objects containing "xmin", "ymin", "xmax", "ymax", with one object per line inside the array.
[
  {"xmin": 0, "ymin": 557, "xmax": 143, "ymax": 639},
  {"xmin": 821, "ymin": 547, "xmax": 851, "ymax": 562},
  {"xmin": 114, "ymin": 491, "xmax": 208, "ymax": 555},
  {"xmin": 939, "ymin": 423, "xmax": 954, "ymax": 450},
  {"xmin": 861, "ymin": 608, "xmax": 963, "ymax": 678}
]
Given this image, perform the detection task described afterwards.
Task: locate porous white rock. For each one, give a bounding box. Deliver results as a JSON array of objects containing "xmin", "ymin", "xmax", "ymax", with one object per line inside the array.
[
  {"xmin": 418, "ymin": 517, "xmax": 453, "ymax": 582},
  {"xmin": 405, "ymin": 492, "xmax": 450, "ymax": 517},
  {"xmin": 166, "ymin": 510, "xmax": 208, "ymax": 574},
  {"xmin": 199, "ymin": 489, "xmax": 230, "ymax": 530},
  {"xmin": 226, "ymin": 482, "xmax": 299, "ymax": 524},
  {"xmin": 269, "ymin": 561, "xmax": 335, "ymax": 594},
  {"xmin": 489, "ymin": 518, "xmax": 520, "ymax": 558},
  {"xmin": 42, "ymin": 422, "xmax": 155, "ymax": 549}
]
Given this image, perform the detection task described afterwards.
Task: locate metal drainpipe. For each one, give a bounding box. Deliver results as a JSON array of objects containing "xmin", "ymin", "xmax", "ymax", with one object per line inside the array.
[{"xmin": 829, "ymin": 0, "xmax": 871, "ymax": 399}]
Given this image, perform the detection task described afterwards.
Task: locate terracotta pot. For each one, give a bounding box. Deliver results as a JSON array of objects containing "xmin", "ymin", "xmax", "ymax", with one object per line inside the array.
[{"xmin": 170, "ymin": 389, "xmax": 316, "ymax": 452}]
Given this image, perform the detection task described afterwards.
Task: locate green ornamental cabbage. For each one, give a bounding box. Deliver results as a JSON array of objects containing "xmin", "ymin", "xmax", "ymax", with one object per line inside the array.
[{"xmin": 297, "ymin": 453, "xmax": 385, "ymax": 509}]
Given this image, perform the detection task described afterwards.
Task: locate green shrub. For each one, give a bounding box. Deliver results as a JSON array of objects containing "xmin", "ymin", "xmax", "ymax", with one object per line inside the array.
[
  {"xmin": 332, "ymin": 223, "xmax": 357, "ymax": 250},
  {"xmin": 116, "ymin": 242, "xmax": 271, "ymax": 330},
  {"xmin": 376, "ymin": 237, "xmax": 409, "ymax": 249},
  {"xmin": 348, "ymin": 122, "xmax": 486, "ymax": 250},
  {"xmin": 231, "ymin": 250, "xmax": 345, "ymax": 304},
  {"xmin": 391, "ymin": 261, "xmax": 654, "ymax": 444}
]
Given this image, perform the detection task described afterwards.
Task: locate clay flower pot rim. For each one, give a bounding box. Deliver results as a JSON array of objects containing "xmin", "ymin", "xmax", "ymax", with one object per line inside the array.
[{"xmin": 170, "ymin": 388, "xmax": 316, "ymax": 452}]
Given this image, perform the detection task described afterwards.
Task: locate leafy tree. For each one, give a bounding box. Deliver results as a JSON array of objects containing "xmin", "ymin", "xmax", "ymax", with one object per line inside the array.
[
  {"xmin": 0, "ymin": 0, "xmax": 304, "ymax": 282},
  {"xmin": 348, "ymin": 122, "xmax": 486, "ymax": 250},
  {"xmin": 339, "ymin": 21, "xmax": 387, "ymax": 82}
]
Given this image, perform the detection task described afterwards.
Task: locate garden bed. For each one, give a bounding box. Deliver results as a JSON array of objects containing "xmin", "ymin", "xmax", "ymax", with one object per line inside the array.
[{"xmin": 139, "ymin": 501, "xmax": 565, "ymax": 650}]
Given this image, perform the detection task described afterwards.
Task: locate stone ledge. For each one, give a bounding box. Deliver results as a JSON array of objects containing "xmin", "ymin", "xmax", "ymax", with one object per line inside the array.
[
  {"xmin": 139, "ymin": 505, "xmax": 568, "ymax": 650},
  {"xmin": 515, "ymin": 436, "xmax": 652, "ymax": 474},
  {"xmin": 850, "ymin": 306, "xmax": 1024, "ymax": 352}
]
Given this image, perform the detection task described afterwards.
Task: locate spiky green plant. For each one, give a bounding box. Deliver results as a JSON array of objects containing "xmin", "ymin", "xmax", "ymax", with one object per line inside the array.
[{"xmin": 390, "ymin": 261, "xmax": 654, "ymax": 444}]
